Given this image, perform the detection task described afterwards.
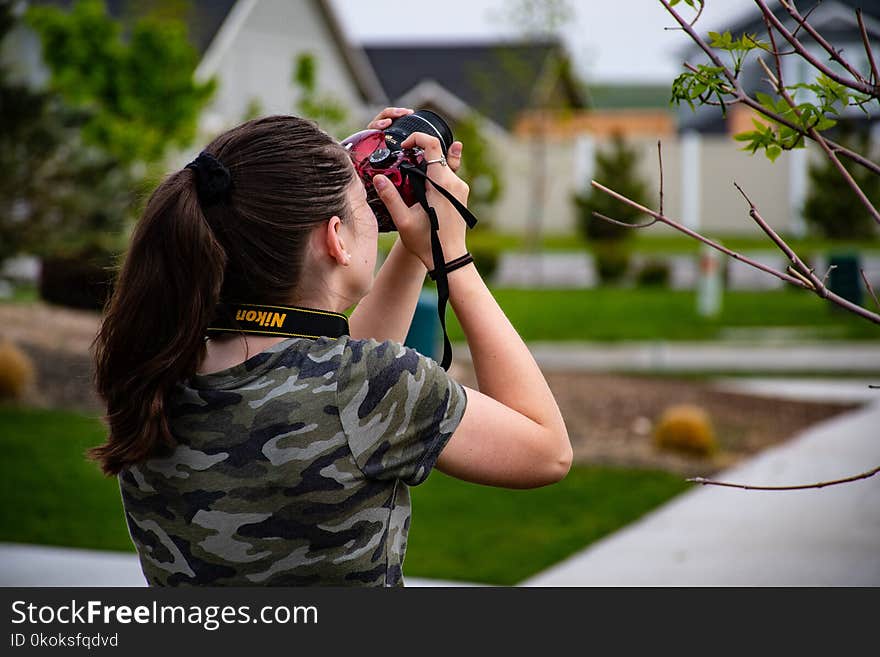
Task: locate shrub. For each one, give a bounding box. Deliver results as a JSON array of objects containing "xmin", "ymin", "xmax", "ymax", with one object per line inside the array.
[
  {"xmin": 39, "ymin": 251, "xmax": 114, "ymax": 311},
  {"xmin": 0, "ymin": 340, "xmax": 35, "ymax": 401},
  {"xmin": 593, "ymin": 243, "xmax": 631, "ymax": 284},
  {"xmin": 470, "ymin": 245, "xmax": 500, "ymax": 281},
  {"xmin": 636, "ymin": 259, "xmax": 671, "ymax": 287},
  {"xmin": 653, "ymin": 404, "xmax": 717, "ymax": 457}
]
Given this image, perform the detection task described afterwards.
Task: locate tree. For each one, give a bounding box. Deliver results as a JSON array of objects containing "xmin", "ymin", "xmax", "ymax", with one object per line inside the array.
[
  {"xmin": 292, "ymin": 52, "xmax": 353, "ymax": 140},
  {"xmin": 452, "ymin": 113, "xmax": 504, "ymax": 226},
  {"xmin": 26, "ymin": 0, "xmax": 214, "ymax": 168},
  {"xmin": 0, "ymin": 0, "xmax": 129, "ymax": 262},
  {"xmin": 574, "ymin": 134, "xmax": 650, "ymax": 242},
  {"xmin": 494, "ymin": 0, "xmax": 577, "ymax": 252},
  {"xmin": 803, "ymin": 122, "xmax": 879, "ymax": 240}
]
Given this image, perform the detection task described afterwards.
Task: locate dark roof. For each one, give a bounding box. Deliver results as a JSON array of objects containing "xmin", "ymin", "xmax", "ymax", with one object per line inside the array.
[
  {"xmin": 363, "ymin": 41, "xmax": 586, "ymax": 128},
  {"xmin": 30, "ymin": 0, "xmax": 237, "ymax": 54}
]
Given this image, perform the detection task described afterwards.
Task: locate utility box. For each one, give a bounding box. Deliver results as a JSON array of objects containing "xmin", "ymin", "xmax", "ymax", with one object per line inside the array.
[
  {"xmin": 404, "ymin": 288, "xmax": 439, "ymax": 360},
  {"xmin": 828, "ymin": 253, "xmax": 862, "ymax": 307}
]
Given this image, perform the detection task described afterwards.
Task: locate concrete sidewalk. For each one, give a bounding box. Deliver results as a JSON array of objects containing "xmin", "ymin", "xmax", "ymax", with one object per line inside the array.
[
  {"xmin": 0, "ymin": 543, "xmax": 475, "ymax": 588},
  {"xmin": 455, "ymin": 341, "xmax": 880, "ymax": 373},
  {"xmin": 522, "ymin": 397, "xmax": 880, "ymax": 586}
]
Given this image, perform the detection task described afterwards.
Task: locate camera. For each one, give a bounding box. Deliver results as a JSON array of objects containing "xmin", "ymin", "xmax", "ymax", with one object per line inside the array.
[{"xmin": 342, "ymin": 109, "xmax": 454, "ymax": 232}]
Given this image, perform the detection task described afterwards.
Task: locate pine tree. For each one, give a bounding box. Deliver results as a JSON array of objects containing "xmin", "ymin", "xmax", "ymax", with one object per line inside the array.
[
  {"xmin": 573, "ymin": 133, "xmax": 650, "ymax": 242},
  {"xmin": 802, "ymin": 122, "xmax": 879, "ymax": 240}
]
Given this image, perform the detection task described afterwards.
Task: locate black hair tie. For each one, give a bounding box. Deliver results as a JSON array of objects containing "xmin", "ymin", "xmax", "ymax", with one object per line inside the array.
[{"xmin": 185, "ymin": 151, "xmax": 231, "ymax": 207}]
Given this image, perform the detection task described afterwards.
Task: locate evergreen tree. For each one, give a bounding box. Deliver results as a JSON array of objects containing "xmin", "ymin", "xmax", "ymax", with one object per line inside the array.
[
  {"xmin": 573, "ymin": 133, "xmax": 650, "ymax": 242},
  {"xmin": 802, "ymin": 122, "xmax": 879, "ymax": 240}
]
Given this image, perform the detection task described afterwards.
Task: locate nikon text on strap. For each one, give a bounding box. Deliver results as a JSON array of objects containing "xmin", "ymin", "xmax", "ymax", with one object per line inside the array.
[
  {"xmin": 206, "ymin": 303, "xmax": 349, "ymax": 340},
  {"xmin": 400, "ymin": 161, "xmax": 478, "ymax": 370}
]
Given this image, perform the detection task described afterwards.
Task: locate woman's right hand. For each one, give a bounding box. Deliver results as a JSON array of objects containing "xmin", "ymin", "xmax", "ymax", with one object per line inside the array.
[{"xmin": 372, "ymin": 133, "xmax": 470, "ymax": 271}]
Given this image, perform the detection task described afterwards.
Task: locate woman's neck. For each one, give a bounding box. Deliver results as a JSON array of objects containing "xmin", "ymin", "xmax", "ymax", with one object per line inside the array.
[{"xmin": 197, "ymin": 334, "xmax": 289, "ymax": 375}]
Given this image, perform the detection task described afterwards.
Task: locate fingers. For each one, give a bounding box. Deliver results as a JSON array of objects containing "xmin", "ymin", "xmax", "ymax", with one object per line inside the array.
[
  {"xmin": 447, "ymin": 141, "xmax": 463, "ymax": 173},
  {"xmin": 367, "ymin": 107, "xmax": 413, "ymax": 130},
  {"xmin": 372, "ymin": 174, "xmax": 411, "ymax": 224},
  {"xmin": 400, "ymin": 132, "xmax": 446, "ymax": 161}
]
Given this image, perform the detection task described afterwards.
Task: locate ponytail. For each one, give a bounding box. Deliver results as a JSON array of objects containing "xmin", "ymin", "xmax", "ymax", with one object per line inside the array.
[
  {"xmin": 90, "ymin": 115, "xmax": 354, "ymax": 475},
  {"xmin": 90, "ymin": 170, "xmax": 226, "ymax": 475}
]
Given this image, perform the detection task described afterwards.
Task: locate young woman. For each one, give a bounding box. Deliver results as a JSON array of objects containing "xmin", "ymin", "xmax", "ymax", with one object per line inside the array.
[{"xmin": 91, "ymin": 108, "xmax": 571, "ymax": 586}]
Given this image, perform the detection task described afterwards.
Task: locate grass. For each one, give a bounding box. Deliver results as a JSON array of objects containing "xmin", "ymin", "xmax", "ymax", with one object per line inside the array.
[
  {"xmin": 407, "ymin": 468, "xmax": 691, "ymax": 585},
  {"xmin": 0, "ymin": 405, "xmax": 691, "ymax": 584},
  {"xmin": 0, "ymin": 282, "xmax": 38, "ymax": 304},
  {"xmin": 0, "ymin": 404, "xmax": 132, "ymax": 551},
  {"xmin": 442, "ymin": 288, "xmax": 879, "ymax": 342}
]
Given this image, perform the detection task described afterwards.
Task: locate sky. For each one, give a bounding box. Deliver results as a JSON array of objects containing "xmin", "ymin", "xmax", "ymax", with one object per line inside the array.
[{"xmin": 327, "ymin": 0, "xmax": 756, "ymax": 84}]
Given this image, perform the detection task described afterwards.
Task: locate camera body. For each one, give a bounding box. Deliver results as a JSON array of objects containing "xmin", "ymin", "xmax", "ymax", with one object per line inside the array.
[{"xmin": 342, "ymin": 109, "xmax": 453, "ymax": 232}]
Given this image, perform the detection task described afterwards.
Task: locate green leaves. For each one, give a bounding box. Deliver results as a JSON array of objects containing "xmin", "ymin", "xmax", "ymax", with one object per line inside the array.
[
  {"xmin": 26, "ymin": 0, "xmax": 214, "ymax": 167},
  {"xmin": 671, "ymin": 65, "xmax": 729, "ymax": 112}
]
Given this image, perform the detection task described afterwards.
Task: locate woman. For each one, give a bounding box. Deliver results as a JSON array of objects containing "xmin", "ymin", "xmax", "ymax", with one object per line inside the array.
[{"xmin": 91, "ymin": 108, "xmax": 572, "ymax": 586}]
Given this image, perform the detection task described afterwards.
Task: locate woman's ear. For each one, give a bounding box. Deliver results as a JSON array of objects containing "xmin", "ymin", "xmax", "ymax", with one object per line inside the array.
[{"xmin": 322, "ymin": 216, "xmax": 351, "ymax": 266}]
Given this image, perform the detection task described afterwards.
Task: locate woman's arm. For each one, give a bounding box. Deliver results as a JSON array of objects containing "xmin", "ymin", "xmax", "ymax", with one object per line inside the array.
[{"xmin": 347, "ymin": 237, "xmax": 426, "ymax": 343}]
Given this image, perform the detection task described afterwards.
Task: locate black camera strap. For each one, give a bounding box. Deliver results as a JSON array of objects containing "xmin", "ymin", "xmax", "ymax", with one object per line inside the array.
[
  {"xmin": 400, "ymin": 162, "xmax": 478, "ymax": 370},
  {"xmin": 205, "ymin": 303, "xmax": 349, "ymax": 340}
]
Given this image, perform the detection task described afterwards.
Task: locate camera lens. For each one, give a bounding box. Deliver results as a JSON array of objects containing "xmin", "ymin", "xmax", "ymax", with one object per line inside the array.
[{"xmin": 384, "ymin": 109, "xmax": 454, "ymax": 155}]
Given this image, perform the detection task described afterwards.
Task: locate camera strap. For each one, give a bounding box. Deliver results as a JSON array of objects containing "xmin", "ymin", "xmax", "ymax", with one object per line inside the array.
[
  {"xmin": 400, "ymin": 162, "xmax": 478, "ymax": 371},
  {"xmin": 205, "ymin": 303, "xmax": 349, "ymax": 340}
]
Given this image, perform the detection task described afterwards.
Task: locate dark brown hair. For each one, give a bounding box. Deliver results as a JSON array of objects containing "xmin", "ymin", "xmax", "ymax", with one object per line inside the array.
[{"xmin": 90, "ymin": 115, "xmax": 354, "ymax": 475}]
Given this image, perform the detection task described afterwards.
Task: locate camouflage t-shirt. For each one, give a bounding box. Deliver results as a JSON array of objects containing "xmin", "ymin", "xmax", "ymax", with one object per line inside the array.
[{"xmin": 118, "ymin": 335, "xmax": 467, "ymax": 586}]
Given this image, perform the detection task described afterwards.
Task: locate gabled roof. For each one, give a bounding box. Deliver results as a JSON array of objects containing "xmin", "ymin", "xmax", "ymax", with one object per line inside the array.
[{"xmin": 364, "ymin": 40, "xmax": 586, "ymax": 129}]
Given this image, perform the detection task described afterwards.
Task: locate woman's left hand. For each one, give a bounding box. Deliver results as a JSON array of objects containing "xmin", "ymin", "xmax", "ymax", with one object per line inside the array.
[
  {"xmin": 367, "ymin": 107, "xmax": 413, "ymax": 131},
  {"xmin": 365, "ymin": 108, "xmax": 463, "ymax": 173}
]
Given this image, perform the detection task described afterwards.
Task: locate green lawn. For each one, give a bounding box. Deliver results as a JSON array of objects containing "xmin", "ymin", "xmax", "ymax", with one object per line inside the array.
[
  {"xmin": 0, "ymin": 406, "xmax": 690, "ymax": 584},
  {"xmin": 443, "ymin": 288, "xmax": 879, "ymax": 342},
  {"xmin": 406, "ymin": 468, "xmax": 690, "ymax": 585}
]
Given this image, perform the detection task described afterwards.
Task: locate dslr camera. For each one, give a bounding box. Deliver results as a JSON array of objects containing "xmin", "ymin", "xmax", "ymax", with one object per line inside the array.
[{"xmin": 342, "ymin": 109, "xmax": 453, "ymax": 232}]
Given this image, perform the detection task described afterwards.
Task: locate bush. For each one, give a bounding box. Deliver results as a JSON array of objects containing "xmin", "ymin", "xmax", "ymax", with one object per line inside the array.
[
  {"xmin": 39, "ymin": 251, "xmax": 114, "ymax": 311},
  {"xmin": 593, "ymin": 244, "xmax": 631, "ymax": 284},
  {"xmin": 636, "ymin": 259, "xmax": 671, "ymax": 287},
  {"xmin": 470, "ymin": 245, "xmax": 500, "ymax": 281},
  {"xmin": 0, "ymin": 340, "xmax": 35, "ymax": 401},
  {"xmin": 653, "ymin": 405, "xmax": 717, "ymax": 457}
]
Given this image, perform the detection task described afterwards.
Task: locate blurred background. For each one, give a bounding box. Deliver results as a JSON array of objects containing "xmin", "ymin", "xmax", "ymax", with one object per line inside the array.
[{"xmin": 1, "ymin": 0, "xmax": 878, "ymax": 586}]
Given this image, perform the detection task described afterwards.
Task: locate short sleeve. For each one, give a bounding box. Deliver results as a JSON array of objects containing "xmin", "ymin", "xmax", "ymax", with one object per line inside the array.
[{"xmin": 336, "ymin": 337, "xmax": 468, "ymax": 486}]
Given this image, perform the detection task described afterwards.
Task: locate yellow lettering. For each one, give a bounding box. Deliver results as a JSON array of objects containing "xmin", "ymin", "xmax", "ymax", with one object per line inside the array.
[
  {"xmin": 245, "ymin": 310, "xmax": 257, "ymax": 322},
  {"xmin": 235, "ymin": 309, "xmax": 246, "ymax": 321},
  {"xmin": 271, "ymin": 313, "xmax": 286, "ymax": 328}
]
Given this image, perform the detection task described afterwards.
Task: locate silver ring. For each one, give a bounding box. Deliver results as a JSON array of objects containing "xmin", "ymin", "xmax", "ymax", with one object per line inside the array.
[{"xmin": 425, "ymin": 155, "xmax": 447, "ymax": 167}]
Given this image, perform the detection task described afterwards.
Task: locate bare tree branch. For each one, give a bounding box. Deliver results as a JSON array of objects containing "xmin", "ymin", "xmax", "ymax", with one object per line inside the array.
[
  {"xmin": 773, "ymin": 0, "xmax": 874, "ymax": 90},
  {"xmin": 857, "ymin": 8, "xmax": 880, "ymax": 85},
  {"xmin": 862, "ymin": 268, "xmax": 880, "ymax": 310},
  {"xmin": 822, "ymin": 264, "xmax": 837, "ymax": 286},
  {"xmin": 658, "ymin": 140, "xmax": 664, "ymax": 216},
  {"xmin": 688, "ymin": 465, "xmax": 880, "ymax": 491},
  {"xmin": 591, "ymin": 178, "xmax": 880, "ymax": 323}
]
